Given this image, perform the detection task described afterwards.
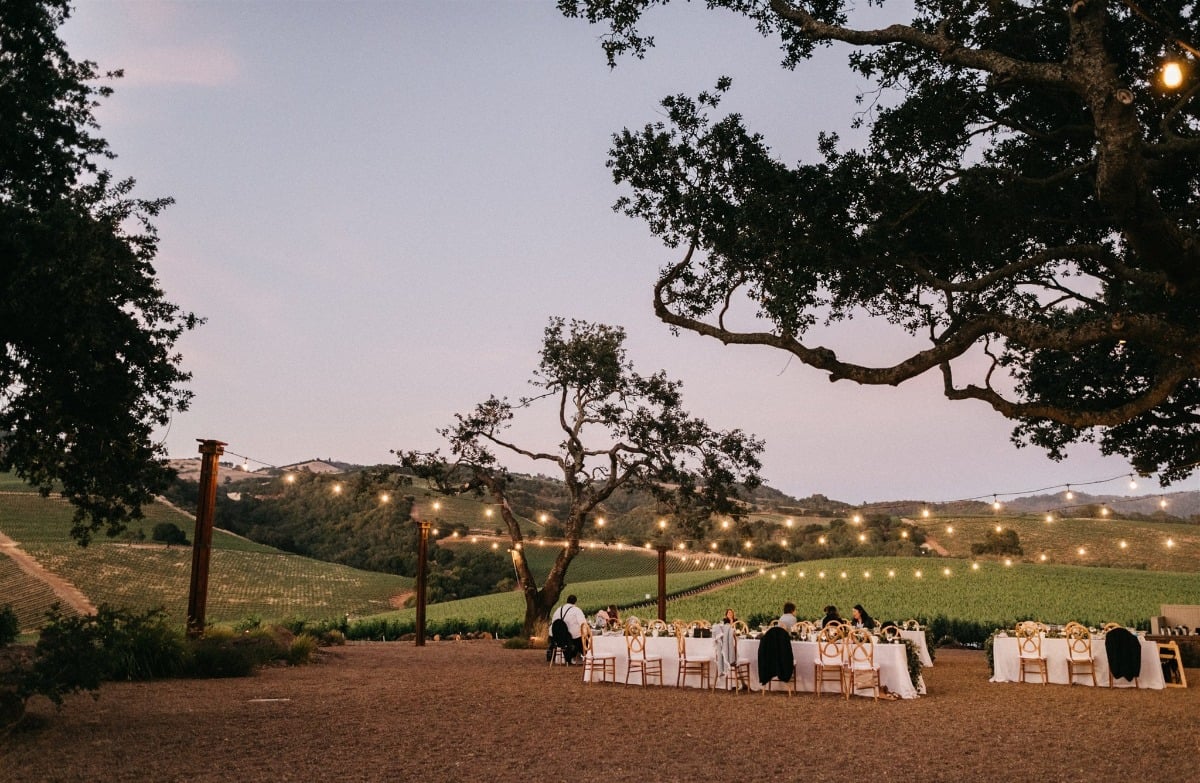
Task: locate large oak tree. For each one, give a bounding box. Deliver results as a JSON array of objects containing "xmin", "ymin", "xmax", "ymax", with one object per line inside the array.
[
  {"xmin": 1, "ymin": 1, "xmax": 197, "ymax": 542},
  {"xmin": 400, "ymin": 318, "xmax": 763, "ymax": 636},
  {"xmin": 560, "ymin": 0, "xmax": 1200, "ymax": 482}
]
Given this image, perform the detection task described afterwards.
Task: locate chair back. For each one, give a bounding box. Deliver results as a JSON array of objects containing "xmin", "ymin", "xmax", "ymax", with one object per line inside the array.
[
  {"xmin": 1064, "ymin": 622, "xmax": 1092, "ymax": 660},
  {"xmin": 625, "ymin": 621, "xmax": 648, "ymax": 659},
  {"xmin": 792, "ymin": 620, "xmax": 815, "ymax": 640},
  {"xmin": 881, "ymin": 625, "xmax": 903, "ymax": 642},
  {"xmin": 846, "ymin": 628, "xmax": 875, "ymax": 670},
  {"xmin": 732, "ymin": 619, "xmax": 751, "ymax": 638},
  {"xmin": 673, "ymin": 621, "xmax": 690, "ymax": 656},
  {"xmin": 579, "ymin": 622, "xmax": 594, "ymax": 655},
  {"xmin": 816, "ymin": 623, "xmax": 845, "ymax": 664},
  {"xmin": 1102, "ymin": 622, "xmax": 1123, "ymax": 633},
  {"xmin": 647, "ymin": 618, "xmax": 669, "ymax": 636},
  {"xmin": 1016, "ymin": 622, "xmax": 1042, "ymax": 658}
]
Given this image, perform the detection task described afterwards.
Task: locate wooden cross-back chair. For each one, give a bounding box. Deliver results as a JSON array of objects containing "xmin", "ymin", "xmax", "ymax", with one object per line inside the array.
[
  {"xmin": 579, "ymin": 624, "xmax": 616, "ymax": 684},
  {"xmin": 1063, "ymin": 622, "xmax": 1097, "ymax": 686},
  {"xmin": 814, "ymin": 622, "xmax": 846, "ymax": 697},
  {"xmin": 1016, "ymin": 622, "xmax": 1048, "ymax": 684},
  {"xmin": 623, "ymin": 621, "xmax": 663, "ymax": 687}
]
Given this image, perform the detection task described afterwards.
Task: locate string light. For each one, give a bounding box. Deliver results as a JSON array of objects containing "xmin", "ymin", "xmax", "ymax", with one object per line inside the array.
[
  {"xmin": 1119, "ymin": 540, "xmax": 1128, "ymax": 549},
  {"xmin": 1167, "ymin": 538, "xmax": 1176, "ymax": 548},
  {"xmin": 992, "ymin": 495, "xmax": 1002, "ymax": 511},
  {"xmin": 785, "ymin": 518, "xmax": 794, "ymax": 527},
  {"xmin": 1129, "ymin": 474, "xmax": 1138, "ymax": 490},
  {"xmin": 1065, "ymin": 485, "xmax": 1074, "ymax": 500},
  {"xmin": 1162, "ymin": 60, "xmax": 1184, "ymax": 88}
]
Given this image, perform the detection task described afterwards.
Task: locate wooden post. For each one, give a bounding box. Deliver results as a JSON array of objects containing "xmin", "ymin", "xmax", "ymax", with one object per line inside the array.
[
  {"xmin": 656, "ymin": 545, "xmax": 668, "ymax": 622},
  {"xmin": 415, "ymin": 520, "xmax": 430, "ymax": 646},
  {"xmin": 187, "ymin": 438, "xmax": 225, "ymax": 638}
]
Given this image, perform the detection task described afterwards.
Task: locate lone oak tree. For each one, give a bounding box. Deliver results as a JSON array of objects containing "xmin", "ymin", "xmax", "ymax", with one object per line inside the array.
[
  {"xmin": 559, "ymin": 0, "xmax": 1200, "ymax": 482},
  {"xmin": 1, "ymin": 1, "xmax": 197, "ymax": 542},
  {"xmin": 400, "ymin": 318, "xmax": 763, "ymax": 637}
]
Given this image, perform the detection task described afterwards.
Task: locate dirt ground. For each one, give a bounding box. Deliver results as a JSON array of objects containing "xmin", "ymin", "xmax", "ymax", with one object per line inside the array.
[{"xmin": 2, "ymin": 644, "xmax": 1198, "ymax": 783}]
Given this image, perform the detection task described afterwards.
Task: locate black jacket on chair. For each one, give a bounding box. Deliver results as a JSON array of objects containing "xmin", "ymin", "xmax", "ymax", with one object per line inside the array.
[
  {"xmin": 1105, "ymin": 627, "xmax": 1142, "ymax": 681},
  {"xmin": 757, "ymin": 626, "xmax": 795, "ymax": 686}
]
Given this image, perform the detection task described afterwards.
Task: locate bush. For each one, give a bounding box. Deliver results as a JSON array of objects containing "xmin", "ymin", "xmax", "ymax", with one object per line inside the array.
[
  {"xmin": 502, "ymin": 636, "xmax": 531, "ymax": 649},
  {"xmin": 185, "ymin": 635, "xmax": 259, "ymax": 678},
  {"xmin": 971, "ymin": 529, "xmax": 1023, "ymax": 556},
  {"xmin": 0, "ymin": 606, "xmax": 17, "ymax": 647},
  {"xmin": 286, "ymin": 634, "xmax": 319, "ymax": 665},
  {"xmin": 151, "ymin": 522, "xmax": 189, "ymax": 546}
]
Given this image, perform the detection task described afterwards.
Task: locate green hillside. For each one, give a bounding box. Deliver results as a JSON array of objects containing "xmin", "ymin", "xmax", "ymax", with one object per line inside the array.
[{"xmin": 0, "ymin": 490, "xmax": 411, "ymax": 632}]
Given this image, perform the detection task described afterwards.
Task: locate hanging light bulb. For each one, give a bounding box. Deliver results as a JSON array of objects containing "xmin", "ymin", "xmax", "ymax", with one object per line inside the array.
[
  {"xmin": 1159, "ymin": 497, "xmax": 1168, "ymax": 509},
  {"xmin": 992, "ymin": 495, "xmax": 1002, "ymax": 511},
  {"xmin": 1065, "ymin": 485, "xmax": 1074, "ymax": 500},
  {"xmin": 1128, "ymin": 474, "xmax": 1138, "ymax": 490},
  {"xmin": 921, "ymin": 507, "xmax": 930, "ymax": 518},
  {"xmin": 1100, "ymin": 505, "xmax": 1110, "ymax": 517},
  {"xmin": 1162, "ymin": 60, "xmax": 1184, "ymax": 89}
]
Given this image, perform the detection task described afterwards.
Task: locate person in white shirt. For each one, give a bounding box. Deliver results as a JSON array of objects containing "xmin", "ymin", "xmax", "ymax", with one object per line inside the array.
[
  {"xmin": 778, "ymin": 602, "xmax": 798, "ymax": 630},
  {"xmin": 550, "ymin": 595, "xmax": 587, "ymax": 664}
]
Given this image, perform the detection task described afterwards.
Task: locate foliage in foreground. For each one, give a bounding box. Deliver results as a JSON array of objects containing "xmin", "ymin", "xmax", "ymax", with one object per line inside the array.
[{"xmin": 0, "ymin": 605, "xmax": 327, "ymax": 734}]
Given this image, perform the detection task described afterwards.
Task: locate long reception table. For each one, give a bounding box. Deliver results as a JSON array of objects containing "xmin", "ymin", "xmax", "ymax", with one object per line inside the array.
[
  {"xmin": 584, "ymin": 634, "xmax": 923, "ymax": 698},
  {"xmin": 990, "ymin": 634, "xmax": 1165, "ymax": 689}
]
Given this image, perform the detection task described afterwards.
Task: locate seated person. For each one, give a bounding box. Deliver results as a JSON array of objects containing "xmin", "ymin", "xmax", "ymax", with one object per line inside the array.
[
  {"xmin": 595, "ymin": 607, "xmax": 610, "ymax": 628},
  {"xmin": 605, "ymin": 604, "xmax": 620, "ymax": 627},
  {"xmin": 821, "ymin": 605, "xmax": 843, "ymax": 627},
  {"xmin": 851, "ymin": 604, "xmax": 875, "ymax": 629},
  {"xmin": 778, "ymin": 602, "xmax": 798, "ymax": 630},
  {"xmin": 722, "ymin": 607, "xmax": 738, "ymax": 624}
]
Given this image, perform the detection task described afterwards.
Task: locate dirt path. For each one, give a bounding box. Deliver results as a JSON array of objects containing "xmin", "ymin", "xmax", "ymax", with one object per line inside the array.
[
  {"xmin": 0, "ymin": 531, "xmax": 95, "ymax": 616},
  {"xmin": 4, "ymin": 644, "xmax": 1198, "ymax": 781}
]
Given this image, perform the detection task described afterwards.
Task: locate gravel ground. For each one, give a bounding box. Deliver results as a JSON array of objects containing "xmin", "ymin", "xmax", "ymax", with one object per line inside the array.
[{"xmin": 2, "ymin": 643, "xmax": 1198, "ymax": 782}]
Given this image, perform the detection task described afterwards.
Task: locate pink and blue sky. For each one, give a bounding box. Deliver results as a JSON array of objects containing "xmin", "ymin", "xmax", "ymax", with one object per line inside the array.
[{"xmin": 62, "ymin": 1, "xmax": 1162, "ymax": 503}]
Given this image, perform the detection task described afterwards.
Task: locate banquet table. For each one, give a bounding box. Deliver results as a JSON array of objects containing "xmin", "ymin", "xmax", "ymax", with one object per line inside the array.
[
  {"xmin": 584, "ymin": 634, "xmax": 923, "ymax": 698},
  {"xmin": 989, "ymin": 633, "xmax": 1165, "ymax": 689},
  {"xmin": 900, "ymin": 629, "xmax": 933, "ymax": 667}
]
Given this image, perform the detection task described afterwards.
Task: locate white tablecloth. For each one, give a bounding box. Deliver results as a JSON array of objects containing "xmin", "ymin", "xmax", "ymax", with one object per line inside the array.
[
  {"xmin": 900, "ymin": 629, "xmax": 933, "ymax": 667},
  {"xmin": 990, "ymin": 634, "xmax": 1164, "ymax": 689},
  {"xmin": 584, "ymin": 634, "xmax": 923, "ymax": 698}
]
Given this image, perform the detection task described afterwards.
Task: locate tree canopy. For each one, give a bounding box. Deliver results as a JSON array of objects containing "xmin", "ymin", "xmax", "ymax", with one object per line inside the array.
[
  {"xmin": 559, "ymin": 0, "xmax": 1200, "ymax": 482},
  {"xmin": 1, "ymin": 0, "xmax": 197, "ymax": 542},
  {"xmin": 401, "ymin": 317, "xmax": 764, "ymax": 634}
]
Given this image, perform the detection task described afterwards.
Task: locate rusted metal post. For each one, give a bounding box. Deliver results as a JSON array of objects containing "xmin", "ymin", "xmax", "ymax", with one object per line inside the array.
[
  {"xmin": 187, "ymin": 438, "xmax": 225, "ymax": 638},
  {"xmin": 656, "ymin": 545, "xmax": 668, "ymax": 622},
  {"xmin": 415, "ymin": 519, "xmax": 430, "ymax": 646}
]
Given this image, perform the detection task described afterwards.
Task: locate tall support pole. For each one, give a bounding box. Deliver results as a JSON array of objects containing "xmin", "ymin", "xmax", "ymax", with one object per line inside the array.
[
  {"xmin": 415, "ymin": 520, "xmax": 430, "ymax": 646},
  {"xmin": 656, "ymin": 545, "xmax": 668, "ymax": 622},
  {"xmin": 187, "ymin": 438, "xmax": 225, "ymax": 638}
]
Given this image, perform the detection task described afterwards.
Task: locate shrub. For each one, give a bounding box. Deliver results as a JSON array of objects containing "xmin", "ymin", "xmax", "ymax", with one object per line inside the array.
[
  {"xmin": 232, "ymin": 614, "xmax": 263, "ymax": 633},
  {"xmin": 0, "ymin": 606, "xmax": 17, "ymax": 647},
  {"xmin": 151, "ymin": 522, "xmax": 189, "ymax": 546},
  {"xmin": 502, "ymin": 636, "xmax": 531, "ymax": 649},
  {"xmin": 286, "ymin": 634, "xmax": 319, "ymax": 665},
  {"xmin": 185, "ymin": 635, "xmax": 258, "ymax": 678},
  {"xmin": 971, "ymin": 529, "xmax": 1023, "ymax": 556}
]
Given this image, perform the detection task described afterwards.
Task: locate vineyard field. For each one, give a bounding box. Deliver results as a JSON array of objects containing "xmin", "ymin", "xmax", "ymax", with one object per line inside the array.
[{"xmin": 664, "ymin": 557, "xmax": 1200, "ymax": 629}]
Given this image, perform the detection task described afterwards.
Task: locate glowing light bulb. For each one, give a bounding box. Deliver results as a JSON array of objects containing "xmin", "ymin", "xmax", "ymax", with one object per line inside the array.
[
  {"xmin": 1004, "ymin": 558, "xmax": 1013, "ymax": 567},
  {"xmin": 1100, "ymin": 506, "xmax": 1110, "ymax": 516},
  {"xmin": 946, "ymin": 525, "xmax": 954, "ymax": 534},
  {"xmin": 1039, "ymin": 553, "xmax": 1047, "ymax": 562},
  {"xmin": 332, "ymin": 483, "xmax": 342, "ymax": 494},
  {"xmin": 1045, "ymin": 514, "xmax": 1053, "ymax": 523},
  {"xmin": 785, "ymin": 518, "xmax": 794, "ymax": 527},
  {"xmin": 1077, "ymin": 547, "xmax": 1086, "ymax": 556},
  {"xmin": 818, "ymin": 571, "xmax": 826, "ymax": 579},
  {"xmin": 539, "ymin": 513, "xmax": 548, "ymax": 523},
  {"xmin": 710, "ymin": 542, "xmax": 718, "ymax": 550},
  {"xmin": 943, "ymin": 567, "xmax": 951, "ymax": 577},
  {"xmin": 1163, "ymin": 60, "xmax": 1184, "ymax": 89},
  {"xmin": 1167, "ymin": 538, "xmax": 1176, "ymax": 548},
  {"xmin": 840, "ymin": 571, "xmax": 847, "ymax": 579},
  {"xmin": 798, "ymin": 570, "xmax": 805, "ymax": 578},
  {"xmin": 1129, "ymin": 475, "xmax": 1138, "ymax": 490},
  {"xmin": 995, "ymin": 525, "xmax": 1003, "ymax": 533},
  {"xmin": 992, "ymin": 496, "xmax": 1001, "ymax": 511},
  {"xmin": 852, "ymin": 514, "xmax": 862, "ymax": 524},
  {"xmin": 922, "ymin": 508, "xmax": 930, "ymax": 518},
  {"xmin": 914, "ymin": 570, "xmax": 923, "ymax": 578},
  {"xmin": 1065, "ymin": 487, "xmax": 1074, "ymax": 500},
  {"xmin": 285, "ymin": 474, "xmax": 295, "ymax": 484},
  {"xmin": 678, "ymin": 542, "xmax": 686, "ymax": 550},
  {"xmin": 491, "ymin": 542, "xmax": 498, "ymax": 550},
  {"xmin": 900, "ymin": 530, "xmax": 909, "ymax": 539},
  {"xmin": 863, "ymin": 571, "xmax": 870, "ymax": 579},
  {"xmin": 1159, "ymin": 498, "xmax": 1168, "ymax": 509},
  {"xmin": 971, "ymin": 562, "xmax": 980, "ymax": 570},
  {"xmin": 887, "ymin": 569, "xmax": 895, "ymax": 578},
  {"xmin": 658, "ymin": 519, "xmax": 667, "ymax": 530},
  {"xmin": 721, "ymin": 520, "xmax": 730, "ymax": 529},
  {"xmin": 781, "ymin": 539, "xmax": 789, "ymax": 547},
  {"xmin": 1119, "ymin": 540, "xmax": 1127, "ymax": 549},
  {"xmin": 743, "ymin": 540, "xmax": 752, "ymax": 549},
  {"xmin": 818, "ymin": 535, "xmax": 827, "ymax": 545},
  {"xmin": 379, "ymin": 492, "xmax": 389, "ymax": 503},
  {"xmin": 858, "ymin": 533, "xmax": 866, "ymax": 542}
]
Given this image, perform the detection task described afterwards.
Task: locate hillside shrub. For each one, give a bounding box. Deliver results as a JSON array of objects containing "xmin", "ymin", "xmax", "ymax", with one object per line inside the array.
[
  {"xmin": 186, "ymin": 634, "xmax": 259, "ymax": 678},
  {"xmin": 970, "ymin": 529, "xmax": 1023, "ymax": 556},
  {"xmin": 0, "ymin": 606, "xmax": 17, "ymax": 647},
  {"xmin": 151, "ymin": 522, "xmax": 189, "ymax": 546},
  {"xmin": 286, "ymin": 634, "xmax": 319, "ymax": 665}
]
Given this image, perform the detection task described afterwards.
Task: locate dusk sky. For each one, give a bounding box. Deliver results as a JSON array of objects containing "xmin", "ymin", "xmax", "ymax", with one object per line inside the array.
[{"xmin": 62, "ymin": 1, "xmax": 1166, "ymax": 504}]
